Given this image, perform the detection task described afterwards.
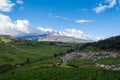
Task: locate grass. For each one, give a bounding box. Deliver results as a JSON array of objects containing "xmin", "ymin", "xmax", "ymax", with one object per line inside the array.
[
  {"xmin": 0, "ymin": 36, "xmax": 12, "ymax": 43},
  {"xmin": 95, "ymin": 57, "xmax": 120, "ymax": 65},
  {"xmin": 0, "ymin": 36, "xmax": 120, "ymax": 80},
  {"xmin": 0, "ymin": 39, "xmax": 73, "ymax": 65},
  {"xmin": 0, "ymin": 66, "xmax": 120, "ymax": 80},
  {"xmin": 15, "ymin": 44, "xmax": 70, "ymax": 56},
  {"xmin": 68, "ymin": 57, "xmax": 120, "ymax": 66},
  {"xmin": 68, "ymin": 58, "xmax": 95, "ymax": 68}
]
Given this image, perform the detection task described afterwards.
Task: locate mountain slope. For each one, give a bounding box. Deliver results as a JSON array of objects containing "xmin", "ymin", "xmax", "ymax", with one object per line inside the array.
[
  {"xmin": 39, "ymin": 35, "xmax": 92, "ymax": 43},
  {"xmin": 80, "ymin": 35, "xmax": 120, "ymax": 51},
  {"xmin": 0, "ymin": 35, "xmax": 75, "ymax": 65},
  {"xmin": 0, "ymin": 35, "xmax": 120, "ymax": 80},
  {"xmin": 17, "ymin": 31, "xmax": 93, "ymax": 43}
]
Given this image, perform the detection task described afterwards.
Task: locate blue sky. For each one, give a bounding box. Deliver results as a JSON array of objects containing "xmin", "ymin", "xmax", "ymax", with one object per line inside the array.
[{"xmin": 0, "ymin": 0, "xmax": 120, "ymax": 40}]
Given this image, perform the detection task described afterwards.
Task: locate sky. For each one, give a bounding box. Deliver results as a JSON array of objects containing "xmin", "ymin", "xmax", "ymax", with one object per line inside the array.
[{"xmin": 0, "ymin": 0, "xmax": 120, "ymax": 41}]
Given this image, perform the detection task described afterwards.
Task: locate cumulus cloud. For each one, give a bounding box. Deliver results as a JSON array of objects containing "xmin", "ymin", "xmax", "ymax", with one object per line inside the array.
[
  {"xmin": 94, "ymin": 0, "xmax": 116, "ymax": 13},
  {"xmin": 0, "ymin": 14, "xmax": 100, "ymax": 41},
  {"xmin": 37, "ymin": 27, "xmax": 101, "ymax": 41},
  {"xmin": 37, "ymin": 27, "xmax": 53, "ymax": 32},
  {"xmin": 0, "ymin": 0, "xmax": 15, "ymax": 12},
  {"xmin": 16, "ymin": 0, "xmax": 23, "ymax": 4},
  {"xmin": 64, "ymin": 29, "xmax": 90, "ymax": 40},
  {"xmin": 63, "ymin": 29, "xmax": 101, "ymax": 41},
  {"xmin": 0, "ymin": 14, "xmax": 30, "ymax": 36},
  {"xmin": 0, "ymin": 14, "xmax": 43, "ymax": 36}
]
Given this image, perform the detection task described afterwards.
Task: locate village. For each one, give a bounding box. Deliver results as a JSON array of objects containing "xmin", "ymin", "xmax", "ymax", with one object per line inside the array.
[{"xmin": 61, "ymin": 51, "xmax": 120, "ymax": 70}]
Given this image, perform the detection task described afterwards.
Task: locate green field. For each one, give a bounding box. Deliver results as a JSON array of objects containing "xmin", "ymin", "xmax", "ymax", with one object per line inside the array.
[
  {"xmin": 0, "ymin": 66, "xmax": 120, "ymax": 80},
  {"xmin": 0, "ymin": 36, "xmax": 120, "ymax": 80},
  {"xmin": 96, "ymin": 57, "xmax": 120, "ymax": 65},
  {"xmin": 0, "ymin": 38, "xmax": 74, "ymax": 65}
]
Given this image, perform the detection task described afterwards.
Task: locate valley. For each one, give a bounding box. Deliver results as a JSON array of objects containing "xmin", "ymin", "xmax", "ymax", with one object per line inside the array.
[
  {"xmin": 0, "ymin": 0, "xmax": 120, "ymax": 79},
  {"xmin": 0, "ymin": 35, "xmax": 120, "ymax": 80}
]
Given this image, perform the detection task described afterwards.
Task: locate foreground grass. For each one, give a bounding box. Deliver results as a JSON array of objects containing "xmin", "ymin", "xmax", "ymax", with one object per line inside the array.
[{"xmin": 0, "ymin": 66, "xmax": 120, "ymax": 80}]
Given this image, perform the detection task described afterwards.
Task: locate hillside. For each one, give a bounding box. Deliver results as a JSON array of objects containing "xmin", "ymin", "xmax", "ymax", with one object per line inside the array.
[
  {"xmin": 0, "ymin": 35, "xmax": 120, "ymax": 80},
  {"xmin": 80, "ymin": 36, "xmax": 120, "ymax": 51},
  {"xmin": 0, "ymin": 35, "xmax": 77, "ymax": 66}
]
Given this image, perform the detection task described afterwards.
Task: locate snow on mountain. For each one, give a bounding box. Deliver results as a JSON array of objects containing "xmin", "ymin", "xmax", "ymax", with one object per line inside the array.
[
  {"xmin": 0, "ymin": 14, "xmax": 101, "ymax": 42},
  {"xmin": 37, "ymin": 27, "xmax": 101, "ymax": 41}
]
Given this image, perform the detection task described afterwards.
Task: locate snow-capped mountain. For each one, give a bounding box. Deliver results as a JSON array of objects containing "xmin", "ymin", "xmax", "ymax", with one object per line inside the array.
[
  {"xmin": 16, "ymin": 27, "xmax": 101, "ymax": 42},
  {"xmin": 37, "ymin": 27, "xmax": 101, "ymax": 41},
  {"xmin": 17, "ymin": 30, "xmax": 93, "ymax": 43}
]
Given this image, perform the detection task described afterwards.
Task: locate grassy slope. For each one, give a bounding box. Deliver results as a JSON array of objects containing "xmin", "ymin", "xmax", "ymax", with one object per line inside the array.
[
  {"xmin": 96, "ymin": 57, "xmax": 120, "ymax": 65},
  {"xmin": 0, "ymin": 66, "xmax": 120, "ymax": 80},
  {"xmin": 0, "ymin": 36, "xmax": 12, "ymax": 43},
  {"xmin": 0, "ymin": 36, "xmax": 120, "ymax": 80},
  {"xmin": 77, "ymin": 36, "xmax": 120, "ymax": 65},
  {"xmin": 0, "ymin": 36, "xmax": 73, "ymax": 65}
]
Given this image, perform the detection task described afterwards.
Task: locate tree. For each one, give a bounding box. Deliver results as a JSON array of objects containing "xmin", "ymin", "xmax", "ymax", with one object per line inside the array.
[{"xmin": 26, "ymin": 58, "xmax": 30, "ymax": 63}]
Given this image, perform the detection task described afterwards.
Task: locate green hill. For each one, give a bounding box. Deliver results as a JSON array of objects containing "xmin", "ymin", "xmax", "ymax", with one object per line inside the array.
[
  {"xmin": 0, "ymin": 35, "xmax": 120, "ymax": 80},
  {"xmin": 80, "ymin": 36, "xmax": 120, "ymax": 51},
  {"xmin": 0, "ymin": 35, "xmax": 75, "ymax": 71}
]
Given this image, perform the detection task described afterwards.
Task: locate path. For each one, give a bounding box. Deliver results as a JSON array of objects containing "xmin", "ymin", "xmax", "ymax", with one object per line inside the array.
[
  {"xmin": 0, "ymin": 42, "xmax": 40, "ymax": 55},
  {"xmin": 60, "ymin": 52, "xmax": 76, "ymax": 64}
]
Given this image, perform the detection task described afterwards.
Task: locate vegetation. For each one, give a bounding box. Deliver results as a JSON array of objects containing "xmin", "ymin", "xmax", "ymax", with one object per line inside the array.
[
  {"xmin": 96, "ymin": 57, "xmax": 120, "ymax": 65},
  {"xmin": 68, "ymin": 58, "xmax": 94, "ymax": 67},
  {"xmin": 0, "ymin": 37, "xmax": 75, "ymax": 65},
  {"xmin": 80, "ymin": 36, "xmax": 120, "ymax": 51},
  {"xmin": 0, "ymin": 66, "xmax": 120, "ymax": 80},
  {"xmin": 0, "ymin": 35, "xmax": 120, "ymax": 80},
  {"xmin": 0, "ymin": 35, "xmax": 12, "ymax": 43}
]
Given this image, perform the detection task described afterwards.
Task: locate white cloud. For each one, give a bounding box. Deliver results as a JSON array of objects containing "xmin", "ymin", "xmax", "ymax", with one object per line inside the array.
[
  {"xmin": 16, "ymin": 0, "xmax": 23, "ymax": 4},
  {"xmin": 94, "ymin": 0, "xmax": 116, "ymax": 13},
  {"xmin": 55, "ymin": 16, "xmax": 72, "ymax": 21},
  {"xmin": 16, "ymin": 20, "xmax": 30, "ymax": 34},
  {"xmin": 64, "ymin": 29, "xmax": 101, "ymax": 41},
  {"xmin": 75, "ymin": 20, "xmax": 93, "ymax": 23},
  {"xmin": 0, "ymin": 14, "xmax": 43, "ymax": 36},
  {"xmin": 49, "ymin": 13, "xmax": 93, "ymax": 24},
  {"xmin": 0, "ymin": 14, "xmax": 30, "ymax": 36},
  {"xmin": 19, "ymin": 6, "xmax": 24, "ymax": 10},
  {"xmin": 64, "ymin": 29, "xmax": 88, "ymax": 39},
  {"xmin": 49, "ymin": 13, "xmax": 72, "ymax": 21},
  {"xmin": 37, "ymin": 27, "xmax": 53, "ymax": 33},
  {"xmin": 0, "ymin": 14, "xmax": 100, "ymax": 41},
  {"xmin": 37, "ymin": 27, "xmax": 101, "ymax": 41},
  {"xmin": 0, "ymin": 0, "xmax": 15, "ymax": 12}
]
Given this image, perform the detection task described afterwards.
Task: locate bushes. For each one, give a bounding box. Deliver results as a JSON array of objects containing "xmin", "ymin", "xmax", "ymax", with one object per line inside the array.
[
  {"xmin": 26, "ymin": 58, "xmax": 30, "ymax": 64},
  {"xmin": 0, "ymin": 64, "xmax": 13, "ymax": 73}
]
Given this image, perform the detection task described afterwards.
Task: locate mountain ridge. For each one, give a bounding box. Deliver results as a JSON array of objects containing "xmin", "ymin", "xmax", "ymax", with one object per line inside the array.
[
  {"xmin": 16, "ymin": 30, "xmax": 94, "ymax": 43},
  {"xmin": 17, "ymin": 34, "xmax": 93, "ymax": 43},
  {"xmin": 80, "ymin": 35, "xmax": 120, "ymax": 51}
]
